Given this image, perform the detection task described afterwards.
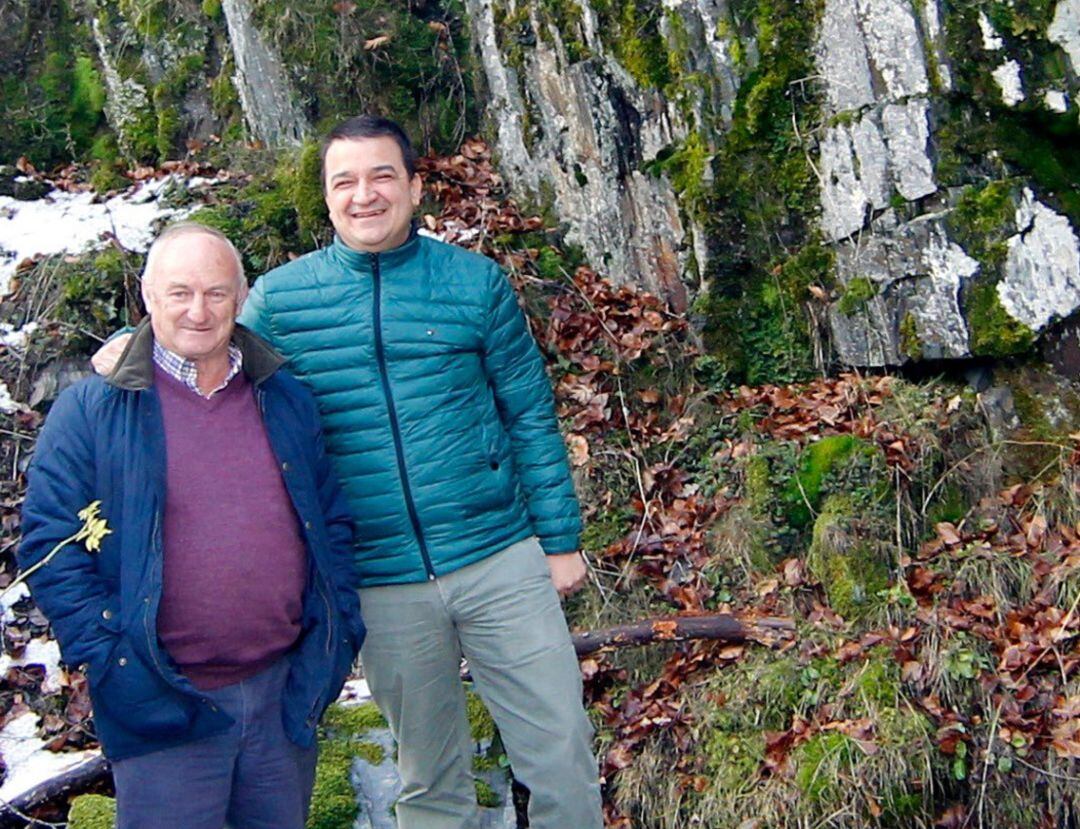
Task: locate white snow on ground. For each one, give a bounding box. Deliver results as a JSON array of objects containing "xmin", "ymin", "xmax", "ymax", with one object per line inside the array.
[
  {"xmin": 0, "ymin": 321, "xmax": 38, "ymax": 351},
  {"xmin": 0, "ymin": 639, "xmax": 66, "ymax": 695},
  {"xmin": 0, "ymin": 176, "xmax": 198, "ymax": 295},
  {"xmin": 0, "ymin": 381, "xmax": 18, "ymax": 414},
  {"xmin": 0, "ymin": 711, "xmax": 99, "ymax": 805}
]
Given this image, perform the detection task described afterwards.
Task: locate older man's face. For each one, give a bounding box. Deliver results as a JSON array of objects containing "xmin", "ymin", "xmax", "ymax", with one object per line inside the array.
[
  {"xmin": 324, "ymin": 136, "xmax": 422, "ymax": 253},
  {"xmin": 142, "ymin": 233, "xmax": 246, "ymax": 365}
]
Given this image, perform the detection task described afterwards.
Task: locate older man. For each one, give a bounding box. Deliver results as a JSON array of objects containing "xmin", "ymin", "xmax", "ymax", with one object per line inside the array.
[{"xmin": 20, "ymin": 223, "xmax": 363, "ymax": 829}]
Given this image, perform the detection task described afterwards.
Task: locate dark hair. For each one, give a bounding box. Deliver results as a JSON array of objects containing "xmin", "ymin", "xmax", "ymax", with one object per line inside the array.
[{"xmin": 320, "ymin": 115, "xmax": 417, "ymax": 185}]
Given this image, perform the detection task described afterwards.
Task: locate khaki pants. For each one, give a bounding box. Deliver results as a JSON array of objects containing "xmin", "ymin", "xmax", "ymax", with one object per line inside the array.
[{"xmin": 359, "ymin": 537, "xmax": 603, "ymax": 829}]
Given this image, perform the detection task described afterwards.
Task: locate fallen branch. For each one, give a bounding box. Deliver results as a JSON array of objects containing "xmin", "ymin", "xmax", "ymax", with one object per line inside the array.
[
  {"xmin": 571, "ymin": 613, "xmax": 795, "ymax": 656},
  {"xmin": 0, "ymin": 756, "xmax": 108, "ymax": 829}
]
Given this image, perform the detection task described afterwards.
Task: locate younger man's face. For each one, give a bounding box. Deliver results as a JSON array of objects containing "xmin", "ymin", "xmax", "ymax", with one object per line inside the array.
[{"xmin": 324, "ymin": 136, "xmax": 422, "ymax": 254}]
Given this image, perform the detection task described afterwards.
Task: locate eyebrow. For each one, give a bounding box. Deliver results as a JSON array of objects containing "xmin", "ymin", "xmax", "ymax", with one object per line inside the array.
[{"xmin": 329, "ymin": 164, "xmax": 399, "ymax": 182}]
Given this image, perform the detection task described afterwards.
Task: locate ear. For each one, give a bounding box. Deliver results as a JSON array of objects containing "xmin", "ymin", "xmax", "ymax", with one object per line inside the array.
[
  {"xmin": 409, "ymin": 173, "xmax": 422, "ymax": 207},
  {"xmin": 235, "ymin": 281, "xmax": 249, "ymax": 317}
]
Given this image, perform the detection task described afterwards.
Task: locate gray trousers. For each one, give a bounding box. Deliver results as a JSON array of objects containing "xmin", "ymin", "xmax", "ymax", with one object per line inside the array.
[
  {"xmin": 359, "ymin": 537, "xmax": 603, "ymax": 829},
  {"xmin": 110, "ymin": 658, "xmax": 318, "ymax": 829}
]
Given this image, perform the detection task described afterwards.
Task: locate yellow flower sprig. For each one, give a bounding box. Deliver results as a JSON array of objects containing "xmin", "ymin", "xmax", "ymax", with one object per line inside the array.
[{"xmin": 1, "ymin": 501, "xmax": 112, "ymax": 601}]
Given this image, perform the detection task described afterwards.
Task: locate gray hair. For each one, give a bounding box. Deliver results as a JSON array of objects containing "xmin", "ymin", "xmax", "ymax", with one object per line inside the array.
[{"xmin": 142, "ymin": 222, "xmax": 246, "ymax": 289}]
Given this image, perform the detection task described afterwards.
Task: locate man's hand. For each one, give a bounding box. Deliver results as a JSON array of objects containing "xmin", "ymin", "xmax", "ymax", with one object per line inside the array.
[
  {"xmin": 90, "ymin": 333, "xmax": 133, "ymax": 376},
  {"xmin": 546, "ymin": 551, "xmax": 588, "ymax": 597}
]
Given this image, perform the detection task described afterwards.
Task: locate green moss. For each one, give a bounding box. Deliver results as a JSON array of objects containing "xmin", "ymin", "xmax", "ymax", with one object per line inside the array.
[
  {"xmin": 308, "ymin": 702, "xmax": 392, "ymax": 829},
  {"xmin": 538, "ymin": 0, "xmax": 588, "ymax": 61},
  {"xmin": 948, "ymin": 180, "xmax": 1017, "ymax": 267},
  {"xmin": 699, "ymin": 0, "xmax": 829, "ymax": 389},
  {"xmin": 307, "ymin": 740, "xmax": 361, "ymax": 829},
  {"xmin": 466, "ymin": 689, "xmax": 496, "ymax": 743},
  {"xmin": 854, "ymin": 652, "xmax": 899, "ymax": 707},
  {"xmin": 251, "ymin": 0, "xmax": 475, "ymax": 155},
  {"xmin": 68, "ymin": 794, "xmax": 117, "ymax": 829},
  {"xmin": 899, "ymin": 312, "xmax": 922, "ymax": 360},
  {"xmin": 806, "ymin": 495, "xmax": 890, "ymax": 620},
  {"xmin": 118, "ymin": 0, "xmax": 169, "ymax": 40},
  {"xmin": 201, "ymin": 0, "xmax": 223, "ymax": 19},
  {"xmin": 321, "ymin": 701, "xmax": 388, "ymax": 733},
  {"xmin": 702, "ymin": 730, "xmax": 765, "ymax": 792},
  {"xmin": 836, "ymin": 277, "xmax": 876, "ymax": 316},
  {"xmin": 927, "ymin": 485, "xmax": 967, "ymax": 527},
  {"xmin": 644, "ymin": 132, "xmax": 711, "ymax": 221},
  {"xmin": 794, "ymin": 731, "xmax": 854, "ymax": 801},
  {"xmin": 783, "ymin": 435, "xmax": 861, "ymax": 528},
  {"xmin": 474, "ymin": 778, "xmax": 502, "ymax": 808},
  {"xmin": 277, "ymin": 140, "xmax": 329, "ymax": 245},
  {"xmin": 743, "ymin": 454, "xmax": 771, "ymax": 519},
  {"xmin": 155, "ymin": 105, "xmax": 181, "ymax": 160},
  {"xmin": 964, "ymin": 280, "xmax": 1036, "ymax": 358},
  {"xmin": 210, "ymin": 60, "xmax": 241, "ymax": 120}
]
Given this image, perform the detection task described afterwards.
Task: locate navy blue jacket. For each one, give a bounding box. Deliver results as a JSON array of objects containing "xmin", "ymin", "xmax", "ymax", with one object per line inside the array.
[{"xmin": 18, "ymin": 321, "xmax": 364, "ymax": 760}]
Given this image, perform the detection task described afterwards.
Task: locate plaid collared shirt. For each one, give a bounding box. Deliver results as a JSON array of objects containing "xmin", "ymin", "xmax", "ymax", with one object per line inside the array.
[{"xmin": 152, "ymin": 340, "xmax": 243, "ymax": 399}]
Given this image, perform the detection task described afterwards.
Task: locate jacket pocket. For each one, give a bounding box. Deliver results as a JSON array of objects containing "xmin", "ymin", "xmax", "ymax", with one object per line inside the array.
[{"xmin": 91, "ymin": 639, "xmax": 193, "ymax": 738}]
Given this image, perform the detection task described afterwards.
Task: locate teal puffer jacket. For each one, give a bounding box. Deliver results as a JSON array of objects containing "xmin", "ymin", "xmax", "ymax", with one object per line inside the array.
[{"xmin": 239, "ymin": 232, "xmax": 581, "ymax": 586}]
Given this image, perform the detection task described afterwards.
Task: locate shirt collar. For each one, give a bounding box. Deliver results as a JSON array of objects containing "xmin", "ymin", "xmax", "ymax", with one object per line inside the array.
[{"xmin": 152, "ymin": 340, "xmax": 243, "ymax": 398}]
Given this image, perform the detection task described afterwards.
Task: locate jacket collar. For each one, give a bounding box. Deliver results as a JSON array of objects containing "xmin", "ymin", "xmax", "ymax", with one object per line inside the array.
[
  {"xmin": 106, "ymin": 317, "xmax": 286, "ymax": 391},
  {"xmin": 330, "ymin": 222, "xmax": 420, "ymax": 273}
]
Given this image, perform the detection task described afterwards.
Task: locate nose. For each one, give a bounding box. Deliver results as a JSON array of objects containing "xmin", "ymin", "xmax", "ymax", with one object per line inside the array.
[
  {"xmin": 186, "ymin": 293, "xmax": 209, "ymax": 322},
  {"xmin": 350, "ymin": 180, "xmax": 375, "ymax": 205}
]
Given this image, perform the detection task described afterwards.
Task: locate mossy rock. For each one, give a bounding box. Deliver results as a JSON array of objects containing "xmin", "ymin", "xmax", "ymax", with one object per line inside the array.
[
  {"xmin": 806, "ymin": 495, "xmax": 890, "ymax": 620},
  {"xmin": 67, "ymin": 794, "xmax": 117, "ymax": 829}
]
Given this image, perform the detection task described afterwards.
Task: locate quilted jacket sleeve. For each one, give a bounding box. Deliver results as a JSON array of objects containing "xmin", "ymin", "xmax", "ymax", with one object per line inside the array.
[
  {"xmin": 480, "ymin": 262, "xmax": 582, "ymax": 554},
  {"xmin": 17, "ymin": 385, "xmax": 119, "ymax": 672}
]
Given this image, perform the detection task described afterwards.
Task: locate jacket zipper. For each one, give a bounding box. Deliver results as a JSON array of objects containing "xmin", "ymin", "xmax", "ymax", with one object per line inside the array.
[{"xmin": 371, "ymin": 254, "xmax": 436, "ymax": 580}]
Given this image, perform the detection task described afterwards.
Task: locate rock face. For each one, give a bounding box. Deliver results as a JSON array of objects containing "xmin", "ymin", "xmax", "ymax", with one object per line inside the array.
[
  {"xmin": 220, "ymin": 0, "xmax": 308, "ymax": 146},
  {"xmin": 815, "ymin": 0, "xmax": 1080, "ymax": 366},
  {"xmin": 464, "ymin": 0, "xmax": 1079, "ymax": 371},
  {"xmin": 464, "ymin": 0, "xmax": 701, "ymax": 309}
]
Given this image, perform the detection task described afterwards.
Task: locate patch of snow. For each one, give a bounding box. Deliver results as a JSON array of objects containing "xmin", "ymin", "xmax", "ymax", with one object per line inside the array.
[
  {"xmin": 0, "ymin": 581, "xmax": 30, "ymax": 621},
  {"xmin": 0, "ymin": 711, "xmax": 99, "ymax": 804},
  {"xmin": 979, "ymin": 11, "xmax": 1004, "ymax": 50},
  {"xmin": 339, "ymin": 677, "xmax": 373, "ymax": 704},
  {"xmin": 0, "ymin": 176, "xmax": 194, "ymax": 295},
  {"xmin": 0, "ymin": 381, "xmax": 19, "ymax": 414},
  {"xmin": 992, "ymin": 60, "xmax": 1025, "ymax": 106},
  {"xmin": 0, "ymin": 321, "xmax": 38, "ymax": 351},
  {"xmin": 0, "ymin": 638, "xmax": 65, "ymax": 695},
  {"xmin": 1044, "ymin": 90, "xmax": 1069, "ymax": 113}
]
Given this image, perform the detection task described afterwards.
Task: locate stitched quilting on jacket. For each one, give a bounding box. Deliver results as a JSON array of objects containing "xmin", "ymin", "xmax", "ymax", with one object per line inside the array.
[
  {"xmin": 239, "ymin": 231, "xmax": 582, "ymax": 587},
  {"xmin": 18, "ymin": 321, "xmax": 364, "ymax": 760}
]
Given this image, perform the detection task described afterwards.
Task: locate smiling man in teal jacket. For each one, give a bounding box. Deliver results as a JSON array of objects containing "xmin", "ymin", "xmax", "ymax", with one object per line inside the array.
[{"xmin": 240, "ymin": 116, "xmax": 603, "ymax": 828}]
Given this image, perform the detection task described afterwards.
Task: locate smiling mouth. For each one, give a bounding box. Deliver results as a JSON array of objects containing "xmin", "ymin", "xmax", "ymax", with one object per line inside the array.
[{"xmin": 349, "ymin": 207, "xmax": 387, "ymax": 219}]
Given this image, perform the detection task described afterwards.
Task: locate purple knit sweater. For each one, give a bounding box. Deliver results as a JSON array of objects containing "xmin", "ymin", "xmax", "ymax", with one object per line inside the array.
[{"xmin": 154, "ymin": 366, "xmax": 307, "ymax": 690}]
